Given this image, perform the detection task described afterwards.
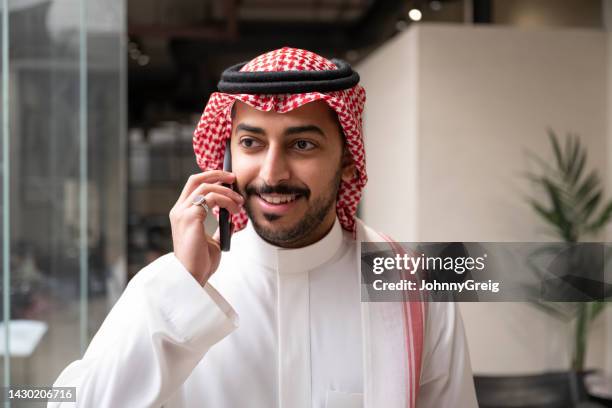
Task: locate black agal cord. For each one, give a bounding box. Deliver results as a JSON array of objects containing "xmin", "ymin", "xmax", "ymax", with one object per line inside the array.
[{"xmin": 217, "ymin": 58, "xmax": 360, "ymax": 94}]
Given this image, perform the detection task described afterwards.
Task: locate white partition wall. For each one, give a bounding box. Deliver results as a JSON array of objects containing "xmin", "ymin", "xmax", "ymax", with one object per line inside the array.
[{"xmin": 358, "ymin": 24, "xmax": 610, "ymax": 374}]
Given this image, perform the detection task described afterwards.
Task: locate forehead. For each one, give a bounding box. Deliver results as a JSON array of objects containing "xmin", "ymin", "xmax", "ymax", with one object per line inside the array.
[{"xmin": 232, "ymin": 99, "xmax": 338, "ymax": 126}]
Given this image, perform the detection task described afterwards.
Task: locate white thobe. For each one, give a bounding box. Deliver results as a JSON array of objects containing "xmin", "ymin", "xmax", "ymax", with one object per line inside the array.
[{"xmin": 51, "ymin": 218, "xmax": 478, "ymax": 408}]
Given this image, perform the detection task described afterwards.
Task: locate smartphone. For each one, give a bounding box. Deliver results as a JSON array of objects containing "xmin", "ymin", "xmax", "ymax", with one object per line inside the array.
[{"xmin": 219, "ymin": 139, "xmax": 232, "ymax": 251}]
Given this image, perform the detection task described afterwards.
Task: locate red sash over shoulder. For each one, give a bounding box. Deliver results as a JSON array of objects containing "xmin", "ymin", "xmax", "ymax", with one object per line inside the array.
[
  {"xmin": 378, "ymin": 232, "xmax": 427, "ymax": 408},
  {"xmin": 356, "ymin": 219, "xmax": 426, "ymax": 408}
]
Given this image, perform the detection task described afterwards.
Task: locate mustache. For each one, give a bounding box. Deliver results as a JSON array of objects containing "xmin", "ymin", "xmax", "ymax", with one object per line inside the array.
[{"xmin": 245, "ymin": 182, "xmax": 310, "ymax": 199}]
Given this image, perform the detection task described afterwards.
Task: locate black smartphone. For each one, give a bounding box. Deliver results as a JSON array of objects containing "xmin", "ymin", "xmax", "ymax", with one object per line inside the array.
[{"xmin": 219, "ymin": 139, "xmax": 232, "ymax": 251}]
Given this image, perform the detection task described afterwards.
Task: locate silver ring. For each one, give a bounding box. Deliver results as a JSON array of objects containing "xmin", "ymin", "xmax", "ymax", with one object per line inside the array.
[{"xmin": 191, "ymin": 194, "xmax": 210, "ymax": 214}]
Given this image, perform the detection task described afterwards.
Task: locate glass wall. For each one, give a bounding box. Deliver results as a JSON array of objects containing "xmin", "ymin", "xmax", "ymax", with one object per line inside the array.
[{"xmin": 0, "ymin": 0, "xmax": 126, "ymax": 399}]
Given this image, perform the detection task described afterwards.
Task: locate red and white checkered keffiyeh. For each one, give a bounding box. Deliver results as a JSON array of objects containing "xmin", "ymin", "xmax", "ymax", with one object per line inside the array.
[{"xmin": 193, "ymin": 47, "xmax": 367, "ymax": 234}]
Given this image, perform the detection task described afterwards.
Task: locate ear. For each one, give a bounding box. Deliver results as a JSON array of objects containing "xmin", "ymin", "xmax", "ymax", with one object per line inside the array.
[{"xmin": 341, "ymin": 149, "xmax": 356, "ymax": 183}]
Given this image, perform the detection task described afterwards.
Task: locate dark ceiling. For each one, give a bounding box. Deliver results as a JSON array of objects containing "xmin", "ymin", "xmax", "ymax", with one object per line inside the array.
[{"xmin": 127, "ymin": 0, "xmax": 465, "ymax": 125}]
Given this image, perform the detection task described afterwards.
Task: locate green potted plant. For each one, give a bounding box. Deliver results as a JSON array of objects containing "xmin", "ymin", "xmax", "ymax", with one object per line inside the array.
[{"xmin": 525, "ymin": 130, "xmax": 611, "ymax": 395}]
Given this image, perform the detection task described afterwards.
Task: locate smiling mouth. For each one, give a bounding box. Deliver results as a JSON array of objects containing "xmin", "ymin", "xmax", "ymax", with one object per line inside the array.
[{"xmin": 257, "ymin": 193, "xmax": 302, "ymax": 205}]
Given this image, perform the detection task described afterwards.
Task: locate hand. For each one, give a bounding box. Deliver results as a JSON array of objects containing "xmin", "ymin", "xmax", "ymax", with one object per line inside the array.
[{"xmin": 169, "ymin": 170, "xmax": 244, "ymax": 285}]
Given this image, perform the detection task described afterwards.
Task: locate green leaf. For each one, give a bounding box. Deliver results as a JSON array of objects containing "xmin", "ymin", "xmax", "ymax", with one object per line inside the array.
[
  {"xmin": 548, "ymin": 129, "xmax": 565, "ymax": 173},
  {"xmin": 579, "ymin": 191, "xmax": 602, "ymax": 222},
  {"xmin": 566, "ymin": 135, "xmax": 581, "ymax": 181},
  {"xmin": 542, "ymin": 179, "xmax": 577, "ymax": 241},
  {"xmin": 526, "ymin": 131, "xmax": 611, "ymax": 241},
  {"xmin": 570, "ymin": 149, "xmax": 587, "ymax": 185},
  {"xmin": 586, "ymin": 201, "xmax": 612, "ymax": 232},
  {"xmin": 564, "ymin": 132, "xmax": 573, "ymax": 171},
  {"xmin": 529, "ymin": 199, "xmax": 559, "ymax": 227},
  {"xmin": 575, "ymin": 171, "xmax": 600, "ymax": 202}
]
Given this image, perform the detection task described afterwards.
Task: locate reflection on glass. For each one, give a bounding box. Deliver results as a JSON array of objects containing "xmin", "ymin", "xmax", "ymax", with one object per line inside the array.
[{"xmin": 0, "ymin": 0, "xmax": 126, "ymax": 390}]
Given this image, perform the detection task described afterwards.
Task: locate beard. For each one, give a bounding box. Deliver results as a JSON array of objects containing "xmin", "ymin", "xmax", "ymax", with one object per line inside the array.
[{"xmin": 240, "ymin": 168, "xmax": 342, "ymax": 247}]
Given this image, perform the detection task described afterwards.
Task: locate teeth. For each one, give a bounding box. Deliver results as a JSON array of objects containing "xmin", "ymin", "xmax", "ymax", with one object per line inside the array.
[{"xmin": 259, "ymin": 194, "xmax": 298, "ymax": 204}]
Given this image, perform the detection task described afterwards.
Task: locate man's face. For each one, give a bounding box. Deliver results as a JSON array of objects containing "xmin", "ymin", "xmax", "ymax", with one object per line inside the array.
[{"xmin": 230, "ymin": 100, "xmax": 354, "ymax": 248}]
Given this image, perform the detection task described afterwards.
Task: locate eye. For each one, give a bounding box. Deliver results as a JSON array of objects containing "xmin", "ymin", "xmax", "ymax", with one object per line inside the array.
[
  {"xmin": 239, "ymin": 137, "xmax": 263, "ymax": 148},
  {"xmin": 293, "ymin": 140, "xmax": 316, "ymax": 151}
]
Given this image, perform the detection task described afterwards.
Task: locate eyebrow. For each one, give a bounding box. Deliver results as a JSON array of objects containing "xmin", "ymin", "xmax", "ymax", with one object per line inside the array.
[
  {"xmin": 236, "ymin": 123, "xmax": 265, "ymax": 135},
  {"xmin": 286, "ymin": 125, "xmax": 326, "ymax": 138},
  {"xmin": 236, "ymin": 123, "xmax": 326, "ymax": 138}
]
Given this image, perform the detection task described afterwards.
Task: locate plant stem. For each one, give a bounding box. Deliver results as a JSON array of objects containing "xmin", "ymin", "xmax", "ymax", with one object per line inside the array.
[{"xmin": 572, "ymin": 302, "xmax": 588, "ymax": 371}]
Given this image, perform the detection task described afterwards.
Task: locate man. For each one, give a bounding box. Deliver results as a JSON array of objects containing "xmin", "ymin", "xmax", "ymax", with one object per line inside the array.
[{"xmin": 51, "ymin": 47, "xmax": 477, "ymax": 408}]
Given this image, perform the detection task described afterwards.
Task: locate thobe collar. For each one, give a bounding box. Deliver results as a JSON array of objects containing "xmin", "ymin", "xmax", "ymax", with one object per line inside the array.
[{"xmin": 238, "ymin": 217, "xmax": 344, "ymax": 273}]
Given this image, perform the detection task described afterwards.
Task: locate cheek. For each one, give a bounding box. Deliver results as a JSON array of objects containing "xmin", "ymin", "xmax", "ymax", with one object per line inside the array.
[
  {"xmin": 293, "ymin": 161, "xmax": 318, "ymax": 180},
  {"xmin": 293, "ymin": 159, "xmax": 336, "ymax": 193},
  {"xmin": 232, "ymin": 153, "xmax": 259, "ymax": 190}
]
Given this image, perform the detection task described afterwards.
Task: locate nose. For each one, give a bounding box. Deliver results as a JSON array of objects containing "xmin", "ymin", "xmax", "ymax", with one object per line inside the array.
[{"xmin": 259, "ymin": 143, "xmax": 291, "ymax": 185}]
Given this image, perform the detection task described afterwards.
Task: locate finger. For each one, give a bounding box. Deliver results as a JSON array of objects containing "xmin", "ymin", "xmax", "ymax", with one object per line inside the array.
[
  {"xmin": 199, "ymin": 192, "xmax": 242, "ymax": 215},
  {"xmin": 183, "ymin": 202, "xmax": 211, "ymax": 222},
  {"xmin": 183, "ymin": 183, "xmax": 244, "ymax": 209},
  {"xmin": 178, "ymin": 170, "xmax": 235, "ymax": 203},
  {"xmin": 177, "ymin": 171, "xmax": 236, "ymax": 203},
  {"xmin": 181, "ymin": 192, "xmax": 242, "ymax": 227}
]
